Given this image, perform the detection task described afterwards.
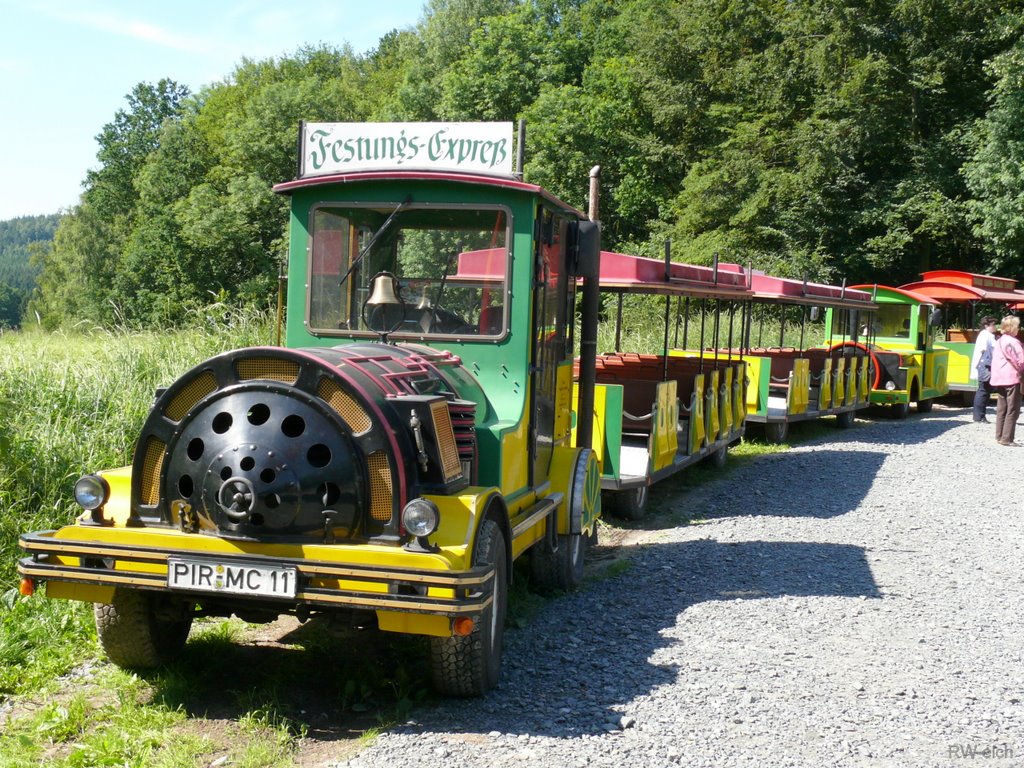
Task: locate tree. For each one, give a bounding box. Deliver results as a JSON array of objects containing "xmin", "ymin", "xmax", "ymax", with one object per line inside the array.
[{"xmin": 964, "ymin": 33, "xmax": 1024, "ymax": 275}]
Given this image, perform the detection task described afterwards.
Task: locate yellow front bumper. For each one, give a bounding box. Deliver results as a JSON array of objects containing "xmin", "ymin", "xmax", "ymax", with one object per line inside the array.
[{"xmin": 18, "ymin": 526, "xmax": 492, "ymax": 619}]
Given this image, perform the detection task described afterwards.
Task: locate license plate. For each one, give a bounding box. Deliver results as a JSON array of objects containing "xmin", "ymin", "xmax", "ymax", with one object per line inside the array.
[{"xmin": 167, "ymin": 558, "xmax": 297, "ymax": 598}]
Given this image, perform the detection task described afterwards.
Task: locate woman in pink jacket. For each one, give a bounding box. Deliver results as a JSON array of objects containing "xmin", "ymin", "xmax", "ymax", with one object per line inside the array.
[{"xmin": 989, "ymin": 315, "xmax": 1024, "ymax": 446}]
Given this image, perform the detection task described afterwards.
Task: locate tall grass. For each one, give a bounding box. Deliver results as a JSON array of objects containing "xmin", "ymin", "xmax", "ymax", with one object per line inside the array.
[{"xmin": 0, "ymin": 306, "xmax": 275, "ymax": 699}]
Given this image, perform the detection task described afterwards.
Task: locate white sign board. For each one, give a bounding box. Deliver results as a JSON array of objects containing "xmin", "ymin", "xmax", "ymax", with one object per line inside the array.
[{"xmin": 300, "ymin": 122, "xmax": 515, "ymax": 178}]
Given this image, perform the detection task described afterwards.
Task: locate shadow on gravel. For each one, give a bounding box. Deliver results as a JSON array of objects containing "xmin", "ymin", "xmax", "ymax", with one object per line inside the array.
[
  {"xmin": 397, "ymin": 537, "xmax": 881, "ymax": 740},
  {"xmin": 645, "ymin": 447, "xmax": 888, "ymax": 520},
  {"xmin": 853, "ymin": 408, "xmax": 967, "ymax": 445}
]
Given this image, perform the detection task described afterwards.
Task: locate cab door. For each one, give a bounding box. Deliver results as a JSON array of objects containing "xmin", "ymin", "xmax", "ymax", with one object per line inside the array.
[{"xmin": 529, "ymin": 207, "xmax": 573, "ymax": 486}]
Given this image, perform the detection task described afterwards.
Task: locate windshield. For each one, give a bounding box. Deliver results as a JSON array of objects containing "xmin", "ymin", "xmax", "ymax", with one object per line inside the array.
[
  {"xmin": 874, "ymin": 303, "xmax": 914, "ymax": 338},
  {"xmin": 308, "ymin": 204, "xmax": 510, "ymax": 339}
]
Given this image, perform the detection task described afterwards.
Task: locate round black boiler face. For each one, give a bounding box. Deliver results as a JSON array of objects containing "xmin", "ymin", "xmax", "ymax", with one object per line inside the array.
[{"xmin": 168, "ymin": 388, "xmax": 360, "ymax": 538}]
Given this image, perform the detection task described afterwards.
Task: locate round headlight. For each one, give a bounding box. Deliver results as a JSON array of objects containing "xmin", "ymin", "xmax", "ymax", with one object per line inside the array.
[
  {"xmin": 402, "ymin": 498, "xmax": 440, "ymax": 537},
  {"xmin": 74, "ymin": 475, "xmax": 110, "ymax": 511},
  {"xmin": 884, "ymin": 381, "xmax": 897, "ymax": 391}
]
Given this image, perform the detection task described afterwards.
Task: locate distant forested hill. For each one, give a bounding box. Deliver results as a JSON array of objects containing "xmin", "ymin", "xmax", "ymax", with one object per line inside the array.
[{"xmin": 0, "ymin": 213, "xmax": 59, "ymax": 327}]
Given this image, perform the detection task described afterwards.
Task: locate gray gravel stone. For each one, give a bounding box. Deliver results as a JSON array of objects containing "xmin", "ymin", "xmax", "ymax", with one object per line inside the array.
[{"xmin": 326, "ymin": 406, "xmax": 1024, "ymax": 767}]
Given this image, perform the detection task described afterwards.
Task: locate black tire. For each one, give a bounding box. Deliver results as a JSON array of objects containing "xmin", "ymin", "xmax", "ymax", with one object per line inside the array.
[
  {"xmin": 891, "ymin": 402, "xmax": 909, "ymax": 419},
  {"xmin": 530, "ymin": 525, "xmax": 585, "ymax": 591},
  {"xmin": 607, "ymin": 485, "xmax": 648, "ymax": 521},
  {"xmin": 836, "ymin": 410, "xmax": 855, "ymax": 429},
  {"xmin": 764, "ymin": 420, "xmax": 789, "ymax": 444},
  {"xmin": 94, "ymin": 589, "xmax": 193, "ymax": 669},
  {"xmin": 916, "ymin": 398, "xmax": 933, "ymax": 413},
  {"xmin": 429, "ymin": 518, "xmax": 507, "ymax": 696}
]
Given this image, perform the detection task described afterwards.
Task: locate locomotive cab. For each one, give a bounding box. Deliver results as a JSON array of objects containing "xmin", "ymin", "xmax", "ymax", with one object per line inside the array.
[{"xmin": 19, "ymin": 122, "xmax": 602, "ymax": 697}]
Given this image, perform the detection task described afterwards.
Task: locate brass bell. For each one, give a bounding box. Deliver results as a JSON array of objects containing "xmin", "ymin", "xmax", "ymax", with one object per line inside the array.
[{"xmin": 367, "ymin": 272, "xmax": 401, "ymax": 305}]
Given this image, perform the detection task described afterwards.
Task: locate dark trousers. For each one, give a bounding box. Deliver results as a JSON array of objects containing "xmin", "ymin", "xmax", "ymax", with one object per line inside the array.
[
  {"xmin": 994, "ymin": 383, "xmax": 1021, "ymax": 444},
  {"xmin": 973, "ymin": 379, "xmax": 992, "ymax": 421}
]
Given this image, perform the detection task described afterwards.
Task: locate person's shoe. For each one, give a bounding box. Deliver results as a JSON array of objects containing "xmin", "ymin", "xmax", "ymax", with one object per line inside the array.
[
  {"xmin": 974, "ymin": 418, "xmax": 989, "ymax": 423},
  {"xmin": 999, "ymin": 440, "xmax": 1020, "ymax": 447}
]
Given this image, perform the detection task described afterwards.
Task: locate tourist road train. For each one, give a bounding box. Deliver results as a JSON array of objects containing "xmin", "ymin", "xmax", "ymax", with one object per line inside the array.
[{"xmin": 17, "ymin": 122, "xmax": 1024, "ymax": 696}]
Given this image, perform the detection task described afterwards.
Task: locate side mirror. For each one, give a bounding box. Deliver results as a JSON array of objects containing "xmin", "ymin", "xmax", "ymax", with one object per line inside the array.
[
  {"xmin": 929, "ymin": 308, "xmax": 943, "ymax": 327},
  {"xmin": 809, "ymin": 306, "xmax": 820, "ymax": 322},
  {"xmin": 571, "ymin": 220, "xmax": 601, "ymax": 280}
]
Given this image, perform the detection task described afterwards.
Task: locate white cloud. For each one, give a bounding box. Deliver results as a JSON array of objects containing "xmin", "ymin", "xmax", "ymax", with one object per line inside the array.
[{"xmin": 52, "ymin": 9, "xmax": 217, "ymax": 55}]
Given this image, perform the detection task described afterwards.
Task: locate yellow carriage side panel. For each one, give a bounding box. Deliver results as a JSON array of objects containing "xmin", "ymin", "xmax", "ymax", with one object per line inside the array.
[
  {"xmin": 819, "ymin": 359, "xmax": 833, "ymax": 410},
  {"xmin": 833, "ymin": 357, "xmax": 846, "ymax": 407},
  {"xmin": 719, "ymin": 366, "xmax": 734, "ymax": 438},
  {"xmin": 744, "ymin": 356, "xmax": 766, "ymax": 414},
  {"xmin": 733, "ymin": 361, "xmax": 747, "ymax": 427},
  {"xmin": 847, "ymin": 357, "xmax": 859, "ymax": 404},
  {"xmin": 651, "ymin": 380, "xmax": 680, "ymax": 471},
  {"xmin": 572, "ymin": 382, "xmax": 607, "ymax": 467},
  {"xmin": 690, "ymin": 373, "xmax": 706, "ymax": 453},
  {"xmin": 706, "ymin": 370, "xmax": 720, "ymax": 439},
  {"xmin": 788, "ymin": 359, "xmax": 810, "ymax": 415}
]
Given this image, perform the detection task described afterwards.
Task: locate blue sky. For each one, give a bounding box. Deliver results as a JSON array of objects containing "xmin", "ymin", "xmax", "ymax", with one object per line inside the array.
[{"xmin": 0, "ymin": 0, "xmax": 426, "ymax": 221}]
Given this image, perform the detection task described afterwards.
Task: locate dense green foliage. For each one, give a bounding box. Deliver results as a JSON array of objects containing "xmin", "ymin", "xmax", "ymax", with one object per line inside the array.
[
  {"xmin": 0, "ymin": 214, "xmax": 58, "ymax": 327},
  {"xmin": 16, "ymin": 0, "xmax": 1024, "ymax": 328}
]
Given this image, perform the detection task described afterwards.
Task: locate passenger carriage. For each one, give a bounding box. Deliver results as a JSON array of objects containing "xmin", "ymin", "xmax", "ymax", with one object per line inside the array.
[
  {"xmin": 572, "ymin": 249, "xmax": 751, "ymax": 519},
  {"xmin": 743, "ymin": 272, "xmax": 877, "ymax": 444}
]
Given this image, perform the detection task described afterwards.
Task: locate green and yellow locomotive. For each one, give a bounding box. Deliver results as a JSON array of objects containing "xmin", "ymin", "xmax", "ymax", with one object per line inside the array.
[{"xmin": 18, "ymin": 122, "xmax": 602, "ymax": 696}]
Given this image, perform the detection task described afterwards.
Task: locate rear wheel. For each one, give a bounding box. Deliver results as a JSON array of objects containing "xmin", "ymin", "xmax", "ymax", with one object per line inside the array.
[
  {"xmin": 709, "ymin": 444, "xmax": 729, "ymax": 468},
  {"xmin": 606, "ymin": 485, "xmax": 648, "ymax": 520},
  {"xmin": 529, "ymin": 525, "xmax": 585, "ymax": 591},
  {"xmin": 95, "ymin": 589, "xmax": 193, "ymax": 669},
  {"xmin": 430, "ymin": 518, "xmax": 507, "ymax": 696},
  {"xmin": 764, "ymin": 420, "xmax": 789, "ymax": 444},
  {"xmin": 836, "ymin": 410, "xmax": 855, "ymax": 429}
]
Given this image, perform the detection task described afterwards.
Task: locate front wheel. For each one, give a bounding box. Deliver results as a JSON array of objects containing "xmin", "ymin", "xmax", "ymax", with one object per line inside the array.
[
  {"xmin": 916, "ymin": 398, "xmax": 933, "ymax": 413},
  {"xmin": 891, "ymin": 402, "xmax": 909, "ymax": 419},
  {"xmin": 94, "ymin": 589, "xmax": 193, "ymax": 669},
  {"xmin": 430, "ymin": 518, "xmax": 507, "ymax": 696}
]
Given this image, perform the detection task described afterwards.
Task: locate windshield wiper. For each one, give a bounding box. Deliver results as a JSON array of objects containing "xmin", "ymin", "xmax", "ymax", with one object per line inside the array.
[{"xmin": 338, "ymin": 195, "xmax": 413, "ymax": 286}]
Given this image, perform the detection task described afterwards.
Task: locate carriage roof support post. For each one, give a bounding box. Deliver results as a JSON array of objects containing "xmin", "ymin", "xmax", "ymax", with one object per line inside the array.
[
  {"xmin": 615, "ymin": 294, "xmax": 623, "ymax": 352},
  {"xmin": 663, "ymin": 239, "xmax": 672, "ymax": 380},
  {"xmin": 575, "ymin": 165, "xmax": 602, "ymax": 451},
  {"xmin": 683, "ymin": 297, "xmax": 690, "ymax": 350},
  {"xmin": 727, "ymin": 301, "xmax": 735, "ymax": 361},
  {"xmin": 699, "ymin": 298, "xmax": 707, "ymax": 372}
]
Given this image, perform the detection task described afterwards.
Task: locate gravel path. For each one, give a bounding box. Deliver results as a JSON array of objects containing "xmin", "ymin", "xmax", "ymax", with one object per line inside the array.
[{"xmin": 327, "ymin": 405, "xmax": 1023, "ymax": 768}]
